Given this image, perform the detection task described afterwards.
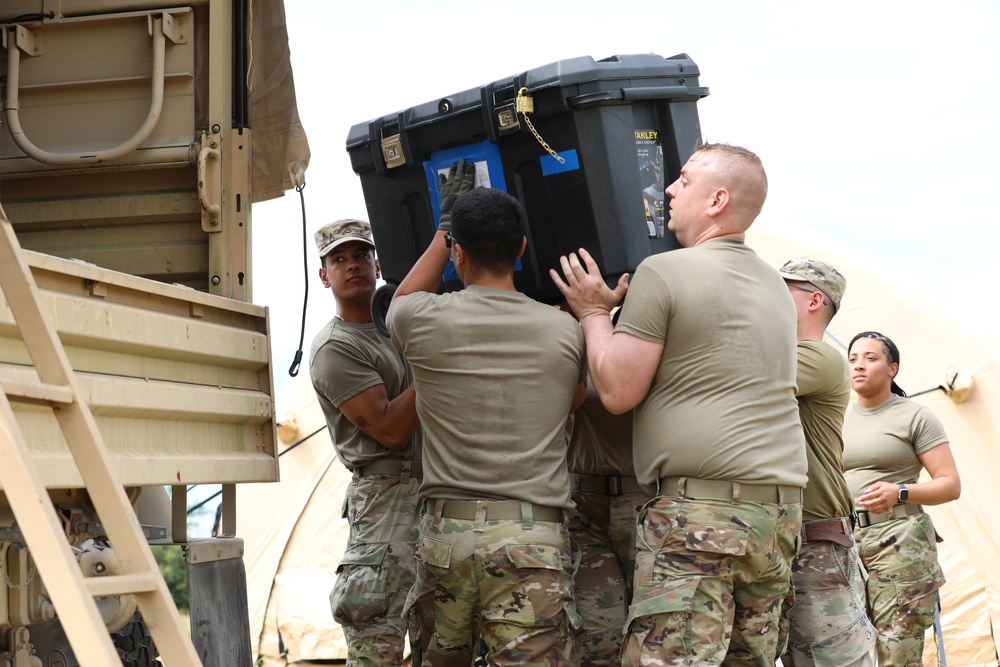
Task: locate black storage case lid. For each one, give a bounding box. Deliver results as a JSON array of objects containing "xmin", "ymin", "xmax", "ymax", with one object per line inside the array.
[{"xmin": 346, "ymin": 53, "xmax": 709, "ymax": 303}]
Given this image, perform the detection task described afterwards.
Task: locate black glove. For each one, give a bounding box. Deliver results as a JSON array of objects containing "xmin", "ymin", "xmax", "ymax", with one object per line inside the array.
[{"xmin": 438, "ymin": 159, "xmax": 477, "ymax": 232}]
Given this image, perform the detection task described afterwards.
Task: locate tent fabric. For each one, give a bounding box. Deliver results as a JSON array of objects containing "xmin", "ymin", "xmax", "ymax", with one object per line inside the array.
[
  {"xmin": 240, "ymin": 373, "xmax": 350, "ymax": 663},
  {"xmin": 243, "ymin": 224, "xmax": 1000, "ymax": 665},
  {"xmin": 248, "ymin": 0, "xmax": 310, "ymax": 202},
  {"xmin": 265, "ymin": 457, "xmax": 349, "ymax": 663}
]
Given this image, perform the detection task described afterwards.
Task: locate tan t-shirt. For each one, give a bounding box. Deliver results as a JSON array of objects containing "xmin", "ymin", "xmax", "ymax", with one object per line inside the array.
[
  {"xmin": 309, "ymin": 318, "xmax": 420, "ymax": 470},
  {"xmin": 842, "ymin": 395, "xmax": 949, "ymax": 508},
  {"xmin": 615, "ymin": 238, "xmax": 807, "ymax": 491},
  {"xmin": 795, "ymin": 339, "xmax": 854, "ymax": 520},
  {"xmin": 390, "ymin": 285, "xmax": 586, "ymax": 509},
  {"xmin": 567, "ymin": 381, "xmax": 636, "ymax": 477}
]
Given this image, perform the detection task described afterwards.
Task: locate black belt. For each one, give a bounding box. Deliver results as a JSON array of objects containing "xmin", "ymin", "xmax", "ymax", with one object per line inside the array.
[
  {"xmin": 802, "ymin": 517, "xmax": 854, "ymax": 547},
  {"xmin": 423, "ymin": 499, "xmax": 563, "ymax": 523},
  {"xmin": 353, "ymin": 459, "xmax": 421, "ymax": 480},
  {"xmin": 658, "ymin": 476, "xmax": 803, "ymax": 504},
  {"xmin": 856, "ymin": 504, "xmax": 923, "ymax": 528},
  {"xmin": 574, "ymin": 473, "xmax": 646, "ymax": 496}
]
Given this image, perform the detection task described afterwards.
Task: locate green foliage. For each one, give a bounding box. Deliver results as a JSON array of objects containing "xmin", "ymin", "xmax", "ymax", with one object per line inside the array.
[{"xmin": 153, "ymin": 545, "xmax": 189, "ymax": 612}]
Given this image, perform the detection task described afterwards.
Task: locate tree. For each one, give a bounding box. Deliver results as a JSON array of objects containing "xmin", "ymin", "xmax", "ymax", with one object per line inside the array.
[{"xmin": 153, "ymin": 544, "xmax": 189, "ymax": 612}]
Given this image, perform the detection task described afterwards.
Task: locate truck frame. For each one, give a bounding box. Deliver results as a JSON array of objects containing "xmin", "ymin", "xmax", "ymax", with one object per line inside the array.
[{"xmin": 0, "ymin": 1, "xmax": 307, "ymax": 664}]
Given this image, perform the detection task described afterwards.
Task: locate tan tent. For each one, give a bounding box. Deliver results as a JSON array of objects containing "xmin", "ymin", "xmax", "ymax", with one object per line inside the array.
[
  {"xmin": 239, "ymin": 373, "xmax": 351, "ymax": 664},
  {"xmin": 241, "ymin": 224, "xmax": 1000, "ymax": 665}
]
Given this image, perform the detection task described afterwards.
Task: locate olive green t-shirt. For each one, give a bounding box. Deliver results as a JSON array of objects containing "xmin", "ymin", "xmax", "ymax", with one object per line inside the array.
[
  {"xmin": 842, "ymin": 395, "xmax": 949, "ymax": 508},
  {"xmin": 615, "ymin": 238, "xmax": 807, "ymax": 491},
  {"xmin": 390, "ymin": 285, "xmax": 586, "ymax": 509},
  {"xmin": 309, "ymin": 317, "xmax": 420, "ymax": 470},
  {"xmin": 795, "ymin": 339, "xmax": 853, "ymax": 520},
  {"xmin": 567, "ymin": 380, "xmax": 636, "ymax": 477}
]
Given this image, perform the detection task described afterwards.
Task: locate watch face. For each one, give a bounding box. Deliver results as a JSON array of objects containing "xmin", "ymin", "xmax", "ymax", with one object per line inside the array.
[{"xmin": 899, "ymin": 486, "xmax": 909, "ymax": 502}]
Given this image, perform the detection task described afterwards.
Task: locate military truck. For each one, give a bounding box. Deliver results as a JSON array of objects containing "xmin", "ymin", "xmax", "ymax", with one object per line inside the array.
[{"xmin": 0, "ymin": 1, "xmax": 308, "ymax": 665}]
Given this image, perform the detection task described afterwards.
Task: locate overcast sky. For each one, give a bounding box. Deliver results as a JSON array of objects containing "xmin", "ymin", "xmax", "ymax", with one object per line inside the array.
[{"xmin": 252, "ymin": 0, "xmax": 1000, "ymax": 394}]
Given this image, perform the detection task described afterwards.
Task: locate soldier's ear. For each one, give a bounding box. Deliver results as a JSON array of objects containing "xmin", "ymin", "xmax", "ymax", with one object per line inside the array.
[
  {"xmin": 809, "ymin": 290, "xmax": 825, "ymax": 312},
  {"xmin": 374, "ymin": 259, "xmax": 381, "ymax": 279},
  {"xmin": 319, "ymin": 266, "xmax": 331, "ymax": 288}
]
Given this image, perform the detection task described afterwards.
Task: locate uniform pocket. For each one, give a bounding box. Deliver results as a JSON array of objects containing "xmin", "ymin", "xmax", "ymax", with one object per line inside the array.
[
  {"xmin": 415, "ymin": 534, "xmax": 452, "ymax": 569},
  {"xmin": 623, "ymin": 577, "xmax": 700, "ymax": 666},
  {"xmin": 681, "ymin": 521, "xmax": 750, "ymax": 557},
  {"xmin": 636, "ymin": 501, "xmax": 751, "ymax": 592},
  {"xmin": 918, "ymin": 515, "xmax": 944, "ymax": 545},
  {"xmin": 627, "ymin": 576, "xmax": 699, "ymax": 623},
  {"xmin": 505, "ymin": 544, "xmax": 563, "ymax": 570},
  {"xmin": 892, "ymin": 581, "xmax": 942, "ymax": 636},
  {"xmin": 329, "ymin": 542, "xmax": 389, "ymax": 626}
]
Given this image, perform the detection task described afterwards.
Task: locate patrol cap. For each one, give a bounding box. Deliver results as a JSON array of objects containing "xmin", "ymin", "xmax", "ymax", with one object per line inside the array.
[
  {"xmin": 779, "ymin": 257, "xmax": 846, "ymax": 313},
  {"xmin": 314, "ymin": 219, "xmax": 375, "ymax": 258}
]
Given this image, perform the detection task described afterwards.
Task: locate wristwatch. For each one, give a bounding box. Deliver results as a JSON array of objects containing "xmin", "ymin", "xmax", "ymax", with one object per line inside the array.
[{"xmin": 897, "ymin": 483, "xmax": 909, "ymax": 505}]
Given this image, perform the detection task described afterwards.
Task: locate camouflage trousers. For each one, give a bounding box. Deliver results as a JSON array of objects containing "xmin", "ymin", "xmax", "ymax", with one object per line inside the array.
[
  {"xmin": 329, "ymin": 472, "xmax": 422, "ymax": 667},
  {"xmin": 406, "ymin": 499, "xmax": 579, "ymax": 666},
  {"xmin": 781, "ymin": 522, "xmax": 876, "ymax": 667},
  {"xmin": 623, "ymin": 496, "xmax": 802, "ymax": 667},
  {"xmin": 855, "ymin": 512, "xmax": 945, "ymax": 667},
  {"xmin": 568, "ymin": 488, "xmax": 651, "ymax": 666}
]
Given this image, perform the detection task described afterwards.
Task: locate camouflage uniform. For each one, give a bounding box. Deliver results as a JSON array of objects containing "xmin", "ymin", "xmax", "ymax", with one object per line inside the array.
[
  {"xmin": 310, "ymin": 219, "xmax": 424, "ymax": 667},
  {"xmin": 390, "ymin": 257, "xmax": 586, "ymax": 665},
  {"xmin": 407, "ymin": 500, "xmax": 579, "ymax": 667},
  {"xmin": 784, "ymin": 531, "xmax": 876, "ymax": 667},
  {"xmin": 613, "ymin": 236, "xmax": 808, "ymax": 666},
  {"xmin": 843, "ymin": 386, "xmax": 951, "ymax": 667},
  {"xmin": 777, "ymin": 258, "xmax": 876, "ymax": 667},
  {"xmin": 567, "ymin": 381, "xmax": 652, "ymax": 666},
  {"xmin": 622, "ymin": 493, "xmax": 802, "ymax": 667},
  {"xmin": 855, "ymin": 512, "xmax": 944, "ymax": 667},
  {"xmin": 569, "ymin": 483, "xmax": 651, "ymax": 666},
  {"xmin": 329, "ymin": 470, "xmax": 422, "ymax": 666},
  {"xmin": 390, "ymin": 188, "xmax": 586, "ymax": 664}
]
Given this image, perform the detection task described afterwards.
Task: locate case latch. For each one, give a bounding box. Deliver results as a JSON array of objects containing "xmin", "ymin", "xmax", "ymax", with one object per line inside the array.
[{"xmin": 380, "ymin": 133, "xmax": 406, "ymax": 169}]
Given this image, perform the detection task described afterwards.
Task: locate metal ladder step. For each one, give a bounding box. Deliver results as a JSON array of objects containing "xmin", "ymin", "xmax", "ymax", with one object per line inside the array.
[
  {"xmin": 0, "ymin": 214, "xmax": 202, "ymax": 666},
  {"xmin": 85, "ymin": 572, "xmax": 160, "ymax": 598}
]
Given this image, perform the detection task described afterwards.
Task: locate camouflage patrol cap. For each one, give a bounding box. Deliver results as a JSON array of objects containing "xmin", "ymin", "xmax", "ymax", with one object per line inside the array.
[
  {"xmin": 779, "ymin": 257, "xmax": 846, "ymax": 313},
  {"xmin": 314, "ymin": 219, "xmax": 375, "ymax": 258}
]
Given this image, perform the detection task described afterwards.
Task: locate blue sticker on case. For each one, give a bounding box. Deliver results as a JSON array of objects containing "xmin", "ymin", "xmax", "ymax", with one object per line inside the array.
[{"xmin": 540, "ymin": 149, "xmax": 580, "ymax": 176}]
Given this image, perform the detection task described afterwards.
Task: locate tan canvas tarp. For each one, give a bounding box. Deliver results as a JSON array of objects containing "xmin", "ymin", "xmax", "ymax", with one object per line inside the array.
[
  {"xmin": 242, "ymin": 224, "xmax": 1000, "ymax": 665},
  {"xmin": 248, "ymin": 0, "xmax": 310, "ymax": 201}
]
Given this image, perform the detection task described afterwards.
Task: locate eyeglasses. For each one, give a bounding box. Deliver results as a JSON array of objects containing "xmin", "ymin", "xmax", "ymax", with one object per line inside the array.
[
  {"xmin": 444, "ymin": 232, "xmax": 457, "ymax": 248},
  {"xmin": 786, "ymin": 283, "xmax": 831, "ymax": 307}
]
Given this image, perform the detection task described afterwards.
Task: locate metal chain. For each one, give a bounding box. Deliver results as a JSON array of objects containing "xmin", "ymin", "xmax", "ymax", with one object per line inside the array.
[
  {"xmin": 2, "ymin": 551, "xmax": 36, "ymax": 591},
  {"xmin": 516, "ymin": 88, "xmax": 565, "ymax": 164}
]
